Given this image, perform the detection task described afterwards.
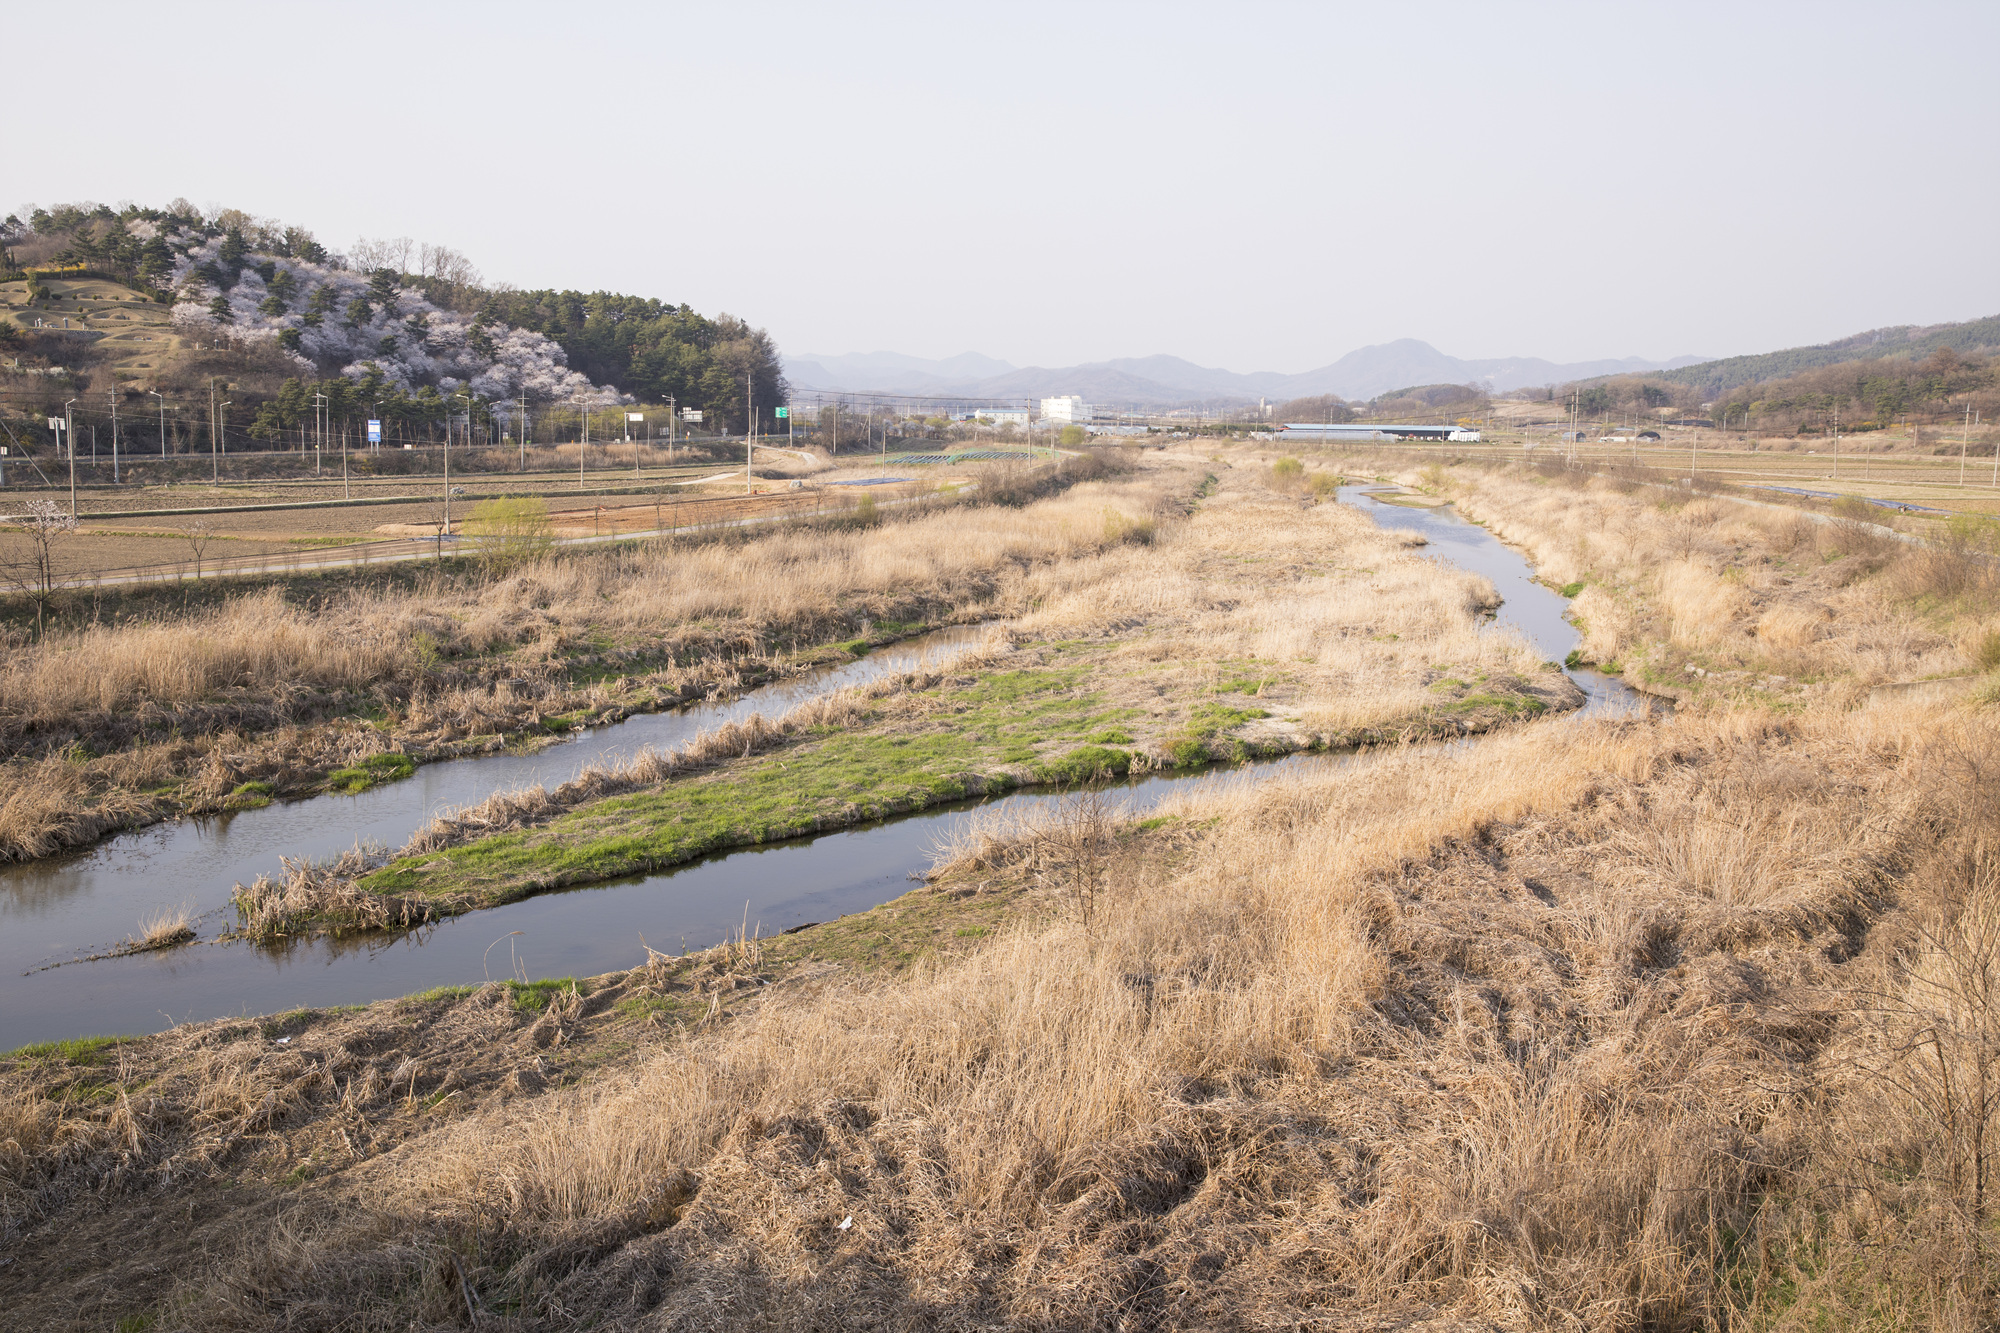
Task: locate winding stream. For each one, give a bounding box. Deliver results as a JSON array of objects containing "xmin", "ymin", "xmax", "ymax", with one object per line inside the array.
[{"xmin": 0, "ymin": 486, "xmax": 1649, "ymax": 1050}]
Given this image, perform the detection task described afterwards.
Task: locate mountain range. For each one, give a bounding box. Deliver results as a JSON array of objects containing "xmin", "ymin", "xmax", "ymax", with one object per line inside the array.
[{"xmin": 783, "ymin": 341, "xmax": 1711, "ymax": 407}]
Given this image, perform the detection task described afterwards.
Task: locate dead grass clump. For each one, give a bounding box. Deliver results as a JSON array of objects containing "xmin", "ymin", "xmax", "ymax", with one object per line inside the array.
[
  {"xmin": 0, "ymin": 756, "xmax": 160, "ymax": 862},
  {"xmin": 1298, "ymin": 680, "xmax": 1442, "ymax": 741},
  {"xmin": 1756, "ymin": 600, "xmax": 1828, "ymax": 651},
  {"xmin": 230, "ymin": 845, "xmax": 436, "ymax": 940},
  {"xmin": 131, "ymin": 904, "xmax": 195, "ymax": 952},
  {"xmin": 1659, "ymin": 559, "xmax": 1749, "ymax": 648},
  {"xmin": 1569, "ymin": 583, "xmax": 1634, "ymax": 663}
]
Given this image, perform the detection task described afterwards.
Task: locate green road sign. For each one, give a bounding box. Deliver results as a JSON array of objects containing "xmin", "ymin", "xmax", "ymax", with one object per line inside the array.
[{"xmin": 775, "ymin": 406, "xmax": 789, "ymax": 419}]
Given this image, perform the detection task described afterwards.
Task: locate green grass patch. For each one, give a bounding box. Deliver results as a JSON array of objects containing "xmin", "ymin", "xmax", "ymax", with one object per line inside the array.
[
  {"xmin": 1559, "ymin": 581, "xmax": 1585, "ymax": 598},
  {"xmin": 1034, "ymin": 745, "xmax": 1132, "ymax": 783},
  {"xmin": 506, "ymin": 977, "xmax": 578, "ymax": 1013},
  {"xmin": 326, "ymin": 752, "xmax": 416, "ymax": 793},
  {"xmin": 4, "ymin": 1034, "xmax": 133, "ymax": 1063},
  {"xmin": 224, "ymin": 779, "xmax": 274, "ymax": 810},
  {"xmin": 1448, "ymin": 692, "xmax": 1549, "ymax": 716},
  {"xmin": 360, "ymin": 664, "xmax": 1146, "ymax": 903}
]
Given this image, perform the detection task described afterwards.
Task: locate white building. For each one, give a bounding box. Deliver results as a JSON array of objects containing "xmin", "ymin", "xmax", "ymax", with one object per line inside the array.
[
  {"xmin": 1040, "ymin": 395, "xmax": 1092, "ymax": 424},
  {"xmin": 976, "ymin": 408, "xmax": 1029, "ymax": 426}
]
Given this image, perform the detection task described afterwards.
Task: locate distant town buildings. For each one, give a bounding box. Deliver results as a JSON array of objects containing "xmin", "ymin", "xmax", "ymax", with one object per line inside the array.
[
  {"xmin": 977, "ymin": 408, "xmax": 1029, "ymax": 426},
  {"xmin": 1040, "ymin": 395, "xmax": 1092, "ymax": 424}
]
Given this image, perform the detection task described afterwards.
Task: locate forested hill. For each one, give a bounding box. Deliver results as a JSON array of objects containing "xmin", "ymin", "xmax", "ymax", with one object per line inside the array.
[
  {"xmin": 1652, "ymin": 313, "xmax": 2000, "ymax": 397},
  {"xmin": 455, "ymin": 287, "xmax": 784, "ymax": 419},
  {"xmin": 2, "ymin": 200, "xmax": 787, "ymax": 431}
]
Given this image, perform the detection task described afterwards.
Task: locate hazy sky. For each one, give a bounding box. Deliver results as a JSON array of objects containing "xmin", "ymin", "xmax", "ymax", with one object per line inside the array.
[{"xmin": 14, "ymin": 1, "xmax": 1998, "ymax": 372}]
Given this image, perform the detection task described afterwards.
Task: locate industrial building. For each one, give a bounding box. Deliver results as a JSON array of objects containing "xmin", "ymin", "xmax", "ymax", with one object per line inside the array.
[
  {"xmin": 1279, "ymin": 422, "xmax": 1480, "ymax": 442},
  {"xmin": 1040, "ymin": 395, "xmax": 1092, "ymax": 424}
]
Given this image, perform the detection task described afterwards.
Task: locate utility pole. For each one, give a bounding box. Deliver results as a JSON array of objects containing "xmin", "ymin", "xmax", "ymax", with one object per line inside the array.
[
  {"xmin": 519, "ymin": 390, "xmax": 528, "ymax": 472},
  {"xmin": 218, "ymin": 401, "xmax": 230, "ymax": 487},
  {"xmin": 109, "ymin": 392, "xmax": 120, "ymax": 484},
  {"xmin": 746, "ymin": 376, "xmax": 754, "ymax": 495},
  {"xmin": 312, "ymin": 392, "xmax": 328, "ymax": 486},
  {"xmin": 209, "ymin": 380, "xmax": 219, "ymax": 486},
  {"xmin": 64, "ymin": 398, "xmax": 76, "ymax": 515},
  {"xmin": 1832, "ymin": 405, "xmax": 1840, "ymax": 481},
  {"xmin": 150, "ymin": 390, "xmax": 165, "ymax": 470},
  {"xmin": 448, "ymin": 393, "xmax": 468, "ymax": 531},
  {"xmin": 570, "ymin": 395, "xmax": 588, "ymax": 489},
  {"xmin": 1962, "ymin": 403, "xmax": 1972, "ymax": 487}
]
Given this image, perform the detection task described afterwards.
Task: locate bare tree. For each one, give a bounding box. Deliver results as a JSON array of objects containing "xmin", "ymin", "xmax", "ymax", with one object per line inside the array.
[
  {"xmin": 2, "ymin": 499, "xmax": 78, "ymax": 636},
  {"xmin": 180, "ymin": 518, "xmax": 217, "ymax": 579},
  {"xmin": 1043, "ymin": 788, "xmax": 1116, "ymax": 931},
  {"xmin": 351, "ymin": 236, "xmax": 416, "ymax": 274}
]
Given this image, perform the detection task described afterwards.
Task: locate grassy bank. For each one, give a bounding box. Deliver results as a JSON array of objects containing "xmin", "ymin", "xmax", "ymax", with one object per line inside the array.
[
  {"xmin": 1403, "ymin": 453, "xmax": 2000, "ymax": 701},
  {"xmin": 351, "ymin": 628, "xmax": 1571, "ymax": 912}
]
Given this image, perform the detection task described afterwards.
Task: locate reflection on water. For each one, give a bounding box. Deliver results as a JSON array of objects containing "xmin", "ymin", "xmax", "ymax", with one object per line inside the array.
[{"xmin": 0, "ymin": 490, "xmax": 1652, "ymax": 1050}]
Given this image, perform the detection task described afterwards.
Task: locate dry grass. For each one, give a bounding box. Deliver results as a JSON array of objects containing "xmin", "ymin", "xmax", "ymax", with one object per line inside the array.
[
  {"xmin": 229, "ymin": 844, "xmax": 436, "ymax": 940},
  {"xmin": 10, "ymin": 695, "xmax": 1991, "ymax": 1329},
  {"xmin": 1427, "ymin": 462, "xmax": 1994, "ymax": 689},
  {"xmin": 129, "ymin": 904, "xmax": 194, "ymax": 952}
]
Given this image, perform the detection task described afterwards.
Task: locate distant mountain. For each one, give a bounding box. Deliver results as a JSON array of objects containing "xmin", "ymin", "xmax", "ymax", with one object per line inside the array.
[
  {"xmin": 783, "ymin": 341, "xmax": 1706, "ymax": 407},
  {"xmin": 1290, "ymin": 340, "xmax": 1708, "ymax": 402},
  {"xmin": 1646, "ymin": 314, "xmax": 2000, "ymax": 397}
]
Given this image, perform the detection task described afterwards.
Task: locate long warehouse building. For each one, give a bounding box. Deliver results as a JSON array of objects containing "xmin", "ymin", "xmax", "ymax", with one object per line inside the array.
[{"xmin": 1279, "ymin": 422, "xmax": 1481, "ymax": 441}]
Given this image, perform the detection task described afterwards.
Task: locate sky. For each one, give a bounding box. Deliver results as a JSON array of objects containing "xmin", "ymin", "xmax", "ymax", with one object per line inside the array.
[{"xmin": 13, "ymin": 0, "xmax": 1999, "ymax": 374}]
